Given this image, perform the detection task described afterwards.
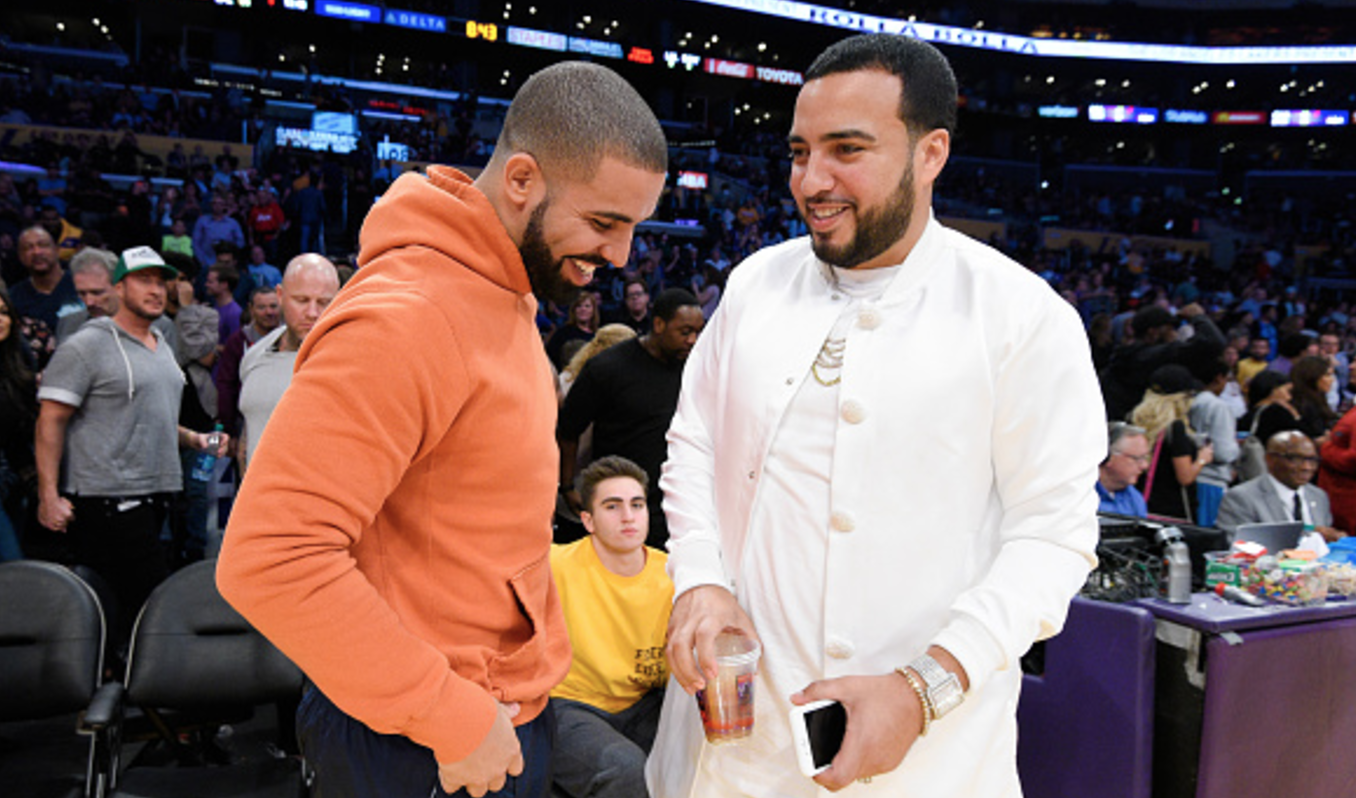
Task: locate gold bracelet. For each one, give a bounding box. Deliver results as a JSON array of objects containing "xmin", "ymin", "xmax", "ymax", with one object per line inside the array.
[{"xmin": 895, "ymin": 667, "xmax": 932, "ymax": 737}]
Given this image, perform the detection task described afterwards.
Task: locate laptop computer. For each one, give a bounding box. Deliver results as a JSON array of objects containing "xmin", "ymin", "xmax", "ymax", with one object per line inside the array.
[{"xmin": 1233, "ymin": 521, "xmax": 1304, "ymax": 554}]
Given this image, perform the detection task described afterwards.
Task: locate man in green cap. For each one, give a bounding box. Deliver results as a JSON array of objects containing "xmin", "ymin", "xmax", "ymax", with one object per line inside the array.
[{"xmin": 35, "ymin": 245, "xmax": 229, "ymax": 634}]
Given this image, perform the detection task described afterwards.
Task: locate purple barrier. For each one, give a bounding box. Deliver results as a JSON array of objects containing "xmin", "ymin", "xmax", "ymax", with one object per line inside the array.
[{"xmin": 1017, "ymin": 597, "xmax": 1156, "ymax": 798}]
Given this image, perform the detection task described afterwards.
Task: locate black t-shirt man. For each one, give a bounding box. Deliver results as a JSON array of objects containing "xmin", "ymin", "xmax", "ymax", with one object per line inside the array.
[{"xmin": 558, "ymin": 337, "xmax": 682, "ymax": 547}]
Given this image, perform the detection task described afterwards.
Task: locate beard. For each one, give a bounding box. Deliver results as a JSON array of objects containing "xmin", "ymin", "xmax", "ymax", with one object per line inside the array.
[
  {"xmin": 806, "ymin": 159, "xmax": 915, "ymax": 270},
  {"xmin": 519, "ymin": 200, "xmax": 583, "ymax": 306},
  {"xmin": 126, "ymin": 303, "xmax": 164, "ymax": 322}
]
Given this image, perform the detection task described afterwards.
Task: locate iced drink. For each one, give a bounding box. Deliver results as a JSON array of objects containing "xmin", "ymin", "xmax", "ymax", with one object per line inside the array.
[{"xmin": 695, "ymin": 630, "xmax": 760, "ymax": 744}]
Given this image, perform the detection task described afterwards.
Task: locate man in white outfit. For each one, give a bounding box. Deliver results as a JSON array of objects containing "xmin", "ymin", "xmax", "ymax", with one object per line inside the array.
[{"xmin": 648, "ymin": 35, "xmax": 1104, "ymax": 797}]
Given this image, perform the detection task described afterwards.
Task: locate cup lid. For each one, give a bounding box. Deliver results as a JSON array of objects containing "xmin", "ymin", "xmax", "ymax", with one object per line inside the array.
[{"xmin": 712, "ymin": 630, "xmax": 761, "ymax": 666}]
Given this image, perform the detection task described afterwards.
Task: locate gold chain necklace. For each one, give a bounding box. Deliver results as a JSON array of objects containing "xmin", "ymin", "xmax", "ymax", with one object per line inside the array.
[
  {"xmin": 812, "ymin": 337, "xmax": 846, "ymax": 386},
  {"xmin": 813, "ymin": 263, "xmax": 846, "ymax": 386}
]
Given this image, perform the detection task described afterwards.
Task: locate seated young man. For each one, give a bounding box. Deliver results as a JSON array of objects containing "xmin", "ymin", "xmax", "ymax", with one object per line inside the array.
[{"xmin": 550, "ymin": 456, "xmax": 672, "ymax": 798}]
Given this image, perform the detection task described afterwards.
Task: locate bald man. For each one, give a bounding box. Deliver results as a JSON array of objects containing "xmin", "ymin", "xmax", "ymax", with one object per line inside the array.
[
  {"xmin": 236, "ymin": 254, "xmax": 340, "ymax": 473},
  {"xmin": 1216, "ymin": 430, "xmax": 1344, "ymax": 545}
]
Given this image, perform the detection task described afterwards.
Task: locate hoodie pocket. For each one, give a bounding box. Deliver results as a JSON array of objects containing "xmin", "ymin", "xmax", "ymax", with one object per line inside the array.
[{"xmin": 486, "ymin": 555, "xmax": 559, "ymax": 698}]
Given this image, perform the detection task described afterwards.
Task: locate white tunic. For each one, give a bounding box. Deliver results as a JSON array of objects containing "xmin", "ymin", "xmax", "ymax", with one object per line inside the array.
[{"xmin": 647, "ymin": 217, "xmax": 1105, "ymax": 797}]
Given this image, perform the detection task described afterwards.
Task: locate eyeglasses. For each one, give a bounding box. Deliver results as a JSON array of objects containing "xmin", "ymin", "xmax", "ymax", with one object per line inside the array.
[
  {"xmin": 1273, "ymin": 454, "xmax": 1320, "ymax": 465},
  {"xmin": 1112, "ymin": 450, "xmax": 1152, "ymax": 464}
]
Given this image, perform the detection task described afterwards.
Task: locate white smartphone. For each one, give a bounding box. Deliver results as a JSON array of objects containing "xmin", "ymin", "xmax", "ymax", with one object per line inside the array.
[{"xmin": 789, "ymin": 699, "xmax": 847, "ymax": 777}]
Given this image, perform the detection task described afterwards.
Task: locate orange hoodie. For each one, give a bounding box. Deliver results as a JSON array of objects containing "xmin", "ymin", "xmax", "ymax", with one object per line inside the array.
[{"xmin": 217, "ymin": 166, "xmax": 570, "ymax": 765}]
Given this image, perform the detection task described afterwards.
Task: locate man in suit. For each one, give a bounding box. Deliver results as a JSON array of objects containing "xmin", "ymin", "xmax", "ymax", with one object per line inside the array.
[{"xmin": 1216, "ymin": 430, "xmax": 1346, "ymax": 543}]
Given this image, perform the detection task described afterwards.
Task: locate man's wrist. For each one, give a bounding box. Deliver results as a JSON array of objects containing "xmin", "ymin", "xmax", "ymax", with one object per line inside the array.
[{"xmin": 908, "ymin": 654, "xmax": 965, "ymax": 721}]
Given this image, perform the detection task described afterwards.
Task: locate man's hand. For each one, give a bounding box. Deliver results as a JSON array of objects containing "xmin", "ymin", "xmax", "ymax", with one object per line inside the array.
[
  {"xmin": 38, "ymin": 494, "xmax": 74, "ymax": 533},
  {"xmin": 1316, "ymin": 525, "xmax": 1348, "ymax": 543},
  {"xmin": 174, "ymin": 280, "xmax": 195, "ymax": 309},
  {"xmin": 561, "ymin": 487, "xmax": 583, "ymax": 516},
  {"xmin": 790, "ymin": 673, "xmax": 923, "ymax": 792},
  {"xmin": 437, "ymin": 701, "xmax": 523, "ymax": 798},
  {"xmin": 665, "ymin": 585, "xmax": 759, "ymax": 694},
  {"xmin": 197, "ymin": 430, "xmax": 230, "ymax": 457}
]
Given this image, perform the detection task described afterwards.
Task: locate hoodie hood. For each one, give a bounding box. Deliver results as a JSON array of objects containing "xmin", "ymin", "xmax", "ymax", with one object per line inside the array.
[{"xmin": 358, "ymin": 166, "xmax": 530, "ymax": 296}]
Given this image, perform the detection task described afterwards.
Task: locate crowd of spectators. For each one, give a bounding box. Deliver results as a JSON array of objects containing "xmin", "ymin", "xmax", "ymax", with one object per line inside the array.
[{"xmin": 5, "ymin": 25, "xmax": 1356, "ymax": 561}]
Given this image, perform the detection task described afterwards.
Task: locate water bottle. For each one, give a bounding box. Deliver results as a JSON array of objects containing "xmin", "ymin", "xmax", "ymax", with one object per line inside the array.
[
  {"xmin": 1156, "ymin": 526, "xmax": 1192, "ymax": 604},
  {"xmin": 1165, "ymin": 540, "xmax": 1192, "ymax": 603},
  {"xmin": 191, "ymin": 423, "xmax": 224, "ymax": 483}
]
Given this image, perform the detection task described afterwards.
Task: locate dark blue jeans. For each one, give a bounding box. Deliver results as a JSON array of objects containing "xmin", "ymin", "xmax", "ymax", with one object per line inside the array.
[{"xmin": 298, "ymin": 687, "xmax": 555, "ymax": 798}]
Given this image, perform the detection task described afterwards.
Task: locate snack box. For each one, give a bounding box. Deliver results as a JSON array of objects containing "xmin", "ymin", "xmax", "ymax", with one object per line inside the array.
[
  {"xmin": 1321, "ymin": 562, "xmax": 1356, "ymax": 598},
  {"xmin": 1204, "ymin": 551, "xmax": 1245, "ymax": 587}
]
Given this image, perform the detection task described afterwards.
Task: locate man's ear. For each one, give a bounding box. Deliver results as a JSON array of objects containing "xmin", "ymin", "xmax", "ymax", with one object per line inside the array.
[
  {"xmin": 580, "ymin": 510, "xmax": 595, "ymax": 535},
  {"xmin": 914, "ymin": 128, "xmax": 950, "ymax": 187},
  {"xmin": 501, "ymin": 152, "xmax": 547, "ymax": 214}
]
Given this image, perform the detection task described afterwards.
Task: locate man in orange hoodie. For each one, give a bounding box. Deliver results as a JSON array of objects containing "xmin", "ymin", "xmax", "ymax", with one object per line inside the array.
[{"xmin": 216, "ymin": 61, "xmax": 668, "ymax": 798}]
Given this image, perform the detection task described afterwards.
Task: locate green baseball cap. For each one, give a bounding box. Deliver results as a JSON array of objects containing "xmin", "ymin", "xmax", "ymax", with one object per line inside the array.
[{"xmin": 113, "ymin": 246, "xmax": 180, "ymax": 283}]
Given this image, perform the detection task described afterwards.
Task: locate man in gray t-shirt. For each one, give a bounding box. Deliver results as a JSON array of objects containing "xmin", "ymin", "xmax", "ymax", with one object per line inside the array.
[
  {"xmin": 35, "ymin": 246, "xmax": 228, "ymax": 627},
  {"xmin": 237, "ymin": 253, "xmax": 339, "ymax": 473}
]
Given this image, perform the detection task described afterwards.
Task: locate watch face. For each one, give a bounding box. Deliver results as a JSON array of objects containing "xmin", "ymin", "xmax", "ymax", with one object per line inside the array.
[
  {"xmin": 911, "ymin": 656, "xmax": 964, "ymax": 719},
  {"xmin": 929, "ymin": 679, "xmax": 964, "ymax": 717}
]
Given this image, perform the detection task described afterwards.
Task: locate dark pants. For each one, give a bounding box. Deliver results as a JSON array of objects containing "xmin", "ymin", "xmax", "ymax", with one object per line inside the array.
[
  {"xmin": 67, "ymin": 493, "xmax": 172, "ymax": 640},
  {"xmin": 298, "ymin": 687, "xmax": 555, "ymax": 798},
  {"xmin": 550, "ymin": 691, "xmax": 662, "ymax": 798}
]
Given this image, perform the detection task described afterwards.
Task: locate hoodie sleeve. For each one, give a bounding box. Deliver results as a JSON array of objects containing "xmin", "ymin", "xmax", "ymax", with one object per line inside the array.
[{"xmin": 216, "ymin": 284, "xmax": 501, "ymax": 764}]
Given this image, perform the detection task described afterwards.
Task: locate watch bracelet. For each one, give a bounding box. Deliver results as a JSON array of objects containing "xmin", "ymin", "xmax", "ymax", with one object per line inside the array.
[{"xmin": 908, "ymin": 654, "xmax": 964, "ymax": 718}]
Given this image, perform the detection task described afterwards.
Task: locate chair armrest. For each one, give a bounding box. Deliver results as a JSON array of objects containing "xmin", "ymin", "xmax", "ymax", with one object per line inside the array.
[{"xmin": 81, "ymin": 682, "xmax": 125, "ymax": 731}]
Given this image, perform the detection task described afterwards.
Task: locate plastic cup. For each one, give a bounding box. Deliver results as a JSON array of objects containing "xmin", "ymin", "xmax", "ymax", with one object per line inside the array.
[{"xmin": 695, "ymin": 630, "xmax": 760, "ymax": 744}]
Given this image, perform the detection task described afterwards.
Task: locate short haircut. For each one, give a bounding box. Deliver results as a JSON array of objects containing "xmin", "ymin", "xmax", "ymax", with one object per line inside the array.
[
  {"xmin": 19, "ymin": 225, "xmax": 53, "ymax": 246},
  {"xmin": 1247, "ymin": 370, "xmax": 1290, "ymax": 408},
  {"xmin": 249, "ymin": 285, "xmax": 277, "ymax": 306},
  {"xmin": 1277, "ymin": 332, "xmax": 1311, "ymax": 359},
  {"xmin": 69, "ymin": 247, "xmax": 116, "ymax": 279},
  {"xmin": 624, "ymin": 277, "xmax": 649, "ymax": 297},
  {"xmin": 1132, "ymin": 306, "xmax": 1175, "ymax": 337},
  {"xmin": 1197, "ymin": 357, "xmax": 1230, "ymax": 382},
  {"xmin": 162, "ymin": 251, "xmax": 198, "ymax": 280},
  {"xmin": 495, "ymin": 61, "xmax": 668, "ymax": 183},
  {"xmin": 578, "ymin": 455, "xmax": 649, "ymax": 512},
  {"xmin": 804, "ymin": 34, "xmax": 958, "ymax": 136},
  {"xmin": 1106, "ymin": 421, "xmax": 1147, "ymax": 462},
  {"xmin": 653, "ymin": 287, "xmax": 700, "ymax": 323},
  {"xmin": 208, "ymin": 264, "xmax": 240, "ymax": 291}
]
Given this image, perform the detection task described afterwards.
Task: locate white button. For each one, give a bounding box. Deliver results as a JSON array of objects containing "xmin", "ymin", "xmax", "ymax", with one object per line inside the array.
[
  {"xmin": 830, "ymin": 511, "xmax": 855, "ymax": 532},
  {"xmin": 786, "ymin": 377, "xmax": 795, "ymax": 385},
  {"xmin": 841, "ymin": 400, "xmax": 866, "ymax": 424},
  {"xmin": 858, "ymin": 307, "xmax": 882, "ymax": 330},
  {"xmin": 825, "ymin": 637, "xmax": 855, "ymax": 659},
  {"xmin": 831, "ymin": 293, "xmax": 842, "ymax": 301}
]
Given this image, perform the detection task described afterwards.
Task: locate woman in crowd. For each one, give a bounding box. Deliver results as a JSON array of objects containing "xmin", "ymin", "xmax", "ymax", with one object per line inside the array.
[
  {"xmin": 1132, "ymin": 364, "xmax": 1215, "ymax": 522},
  {"xmin": 691, "ymin": 261, "xmax": 723, "ymax": 320},
  {"xmin": 0, "ymin": 286, "xmax": 38, "ymax": 561},
  {"xmin": 1290, "ymin": 354, "xmax": 1338, "ymax": 444},
  {"xmin": 1241, "ymin": 370, "xmax": 1303, "ymax": 446},
  {"xmin": 545, "ymin": 291, "xmax": 601, "ymax": 371},
  {"xmin": 558, "ymin": 323, "xmax": 636, "ymax": 402}
]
